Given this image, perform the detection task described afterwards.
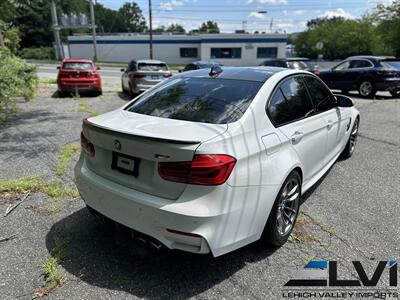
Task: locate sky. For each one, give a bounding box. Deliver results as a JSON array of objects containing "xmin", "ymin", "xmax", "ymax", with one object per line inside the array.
[{"xmin": 96, "ymin": 0, "xmax": 393, "ymax": 33}]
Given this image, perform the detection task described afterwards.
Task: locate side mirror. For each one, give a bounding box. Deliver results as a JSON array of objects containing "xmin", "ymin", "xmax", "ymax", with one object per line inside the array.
[
  {"xmin": 179, "ymin": 69, "xmax": 183, "ymax": 73},
  {"xmin": 56, "ymin": 66, "xmax": 60, "ymax": 69},
  {"xmin": 120, "ymin": 68, "xmax": 125, "ymax": 72},
  {"xmin": 335, "ymin": 95, "xmax": 354, "ymax": 107},
  {"xmin": 96, "ymin": 66, "xmax": 101, "ymax": 70}
]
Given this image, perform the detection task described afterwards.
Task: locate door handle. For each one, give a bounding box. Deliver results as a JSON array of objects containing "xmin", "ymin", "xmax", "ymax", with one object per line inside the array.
[
  {"xmin": 327, "ymin": 120, "xmax": 333, "ymax": 129},
  {"xmin": 291, "ymin": 131, "xmax": 304, "ymax": 144}
]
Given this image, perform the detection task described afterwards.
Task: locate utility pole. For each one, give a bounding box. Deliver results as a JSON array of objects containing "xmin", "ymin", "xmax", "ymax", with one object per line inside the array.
[
  {"xmin": 148, "ymin": 0, "xmax": 153, "ymax": 59},
  {"xmin": 50, "ymin": 0, "xmax": 63, "ymax": 60},
  {"xmin": 89, "ymin": 0, "xmax": 97, "ymax": 61}
]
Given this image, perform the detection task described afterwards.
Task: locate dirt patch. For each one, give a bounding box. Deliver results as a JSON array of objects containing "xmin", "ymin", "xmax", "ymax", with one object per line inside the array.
[{"xmin": 0, "ymin": 191, "xmax": 21, "ymax": 206}]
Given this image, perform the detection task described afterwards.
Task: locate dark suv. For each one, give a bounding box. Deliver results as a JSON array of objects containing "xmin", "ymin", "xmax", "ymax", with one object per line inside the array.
[
  {"xmin": 318, "ymin": 56, "xmax": 400, "ymax": 98},
  {"xmin": 259, "ymin": 58, "xmax": 319, "ymax": 74}
]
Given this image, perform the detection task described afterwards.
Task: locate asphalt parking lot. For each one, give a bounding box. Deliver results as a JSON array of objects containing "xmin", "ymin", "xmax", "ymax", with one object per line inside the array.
[{"xmin": 0, "ymin": 73, "xmax": 399, "ymax": 299}]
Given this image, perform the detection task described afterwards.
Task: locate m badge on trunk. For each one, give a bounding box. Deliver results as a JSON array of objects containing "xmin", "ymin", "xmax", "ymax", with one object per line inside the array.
[{"xmin": 114, "ymin": 139, "xmax": 122, "ymax": 151}]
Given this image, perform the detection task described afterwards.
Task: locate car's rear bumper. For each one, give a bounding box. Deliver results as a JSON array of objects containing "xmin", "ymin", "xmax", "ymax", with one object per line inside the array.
[
  {"xmin": 376, "ymin": 78, "xmax": 400, "ymax": 91},
  {"xmin": 74, "ymin": 154, "xmax": 279, "ymax": 257},
  {"xmin": 58, "ymin": 79, "xmax": 101, "ymax": 92}
]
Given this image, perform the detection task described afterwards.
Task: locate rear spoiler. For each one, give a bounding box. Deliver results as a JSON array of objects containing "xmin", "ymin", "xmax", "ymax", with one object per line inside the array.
[{"xmin": 82, "ymin": 119, "xmax": 201, "ymax": 145}]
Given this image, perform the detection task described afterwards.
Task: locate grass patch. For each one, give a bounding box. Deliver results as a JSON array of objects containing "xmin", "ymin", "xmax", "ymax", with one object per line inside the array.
[
  {"xmin": 39, "ymin": 78, "xmax": 57, "ymax": 84},
  {"xmin": 90, "ymin": 110, "xmax": 100, "ymax": 117},
  {"xmin": 56, "ymin": 143, "xmax": 80, "ymax": 175},
  {"xmin": 0, "ymin": 176, "xmax": 79, "ymax": 214},
  {"xmin": 288, "ymin": 212, "xmax": 330, "ymax": 249},
  {"xmin": 33, "ymin": 239, "xmax": 68, "ymax": 298},
  {"xmin": 78, "ymin": 100, "xmax": 89, "ymax": 112}
]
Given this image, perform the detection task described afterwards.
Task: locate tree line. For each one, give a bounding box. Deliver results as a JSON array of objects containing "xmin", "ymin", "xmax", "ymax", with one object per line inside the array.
[
  {"xmin": 0, "ymin": 0, "xmax": 220, "ymax": 50},
  {"xmin": 292, "ymin": 1, "xmax": 400, "ymax": 59}
]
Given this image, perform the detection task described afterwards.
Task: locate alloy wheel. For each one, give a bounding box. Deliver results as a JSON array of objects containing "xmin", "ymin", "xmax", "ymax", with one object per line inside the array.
[
  {"xmin": 359, "ymin": 81, "xmax": 372, "ymax": 97},
  {"xmin": 349, "ymin": 119, "xmax": 359, "ymax": 154},
  {"xmin": 276, "ymin": 178, "xmax": 300, "ymax": 236}
]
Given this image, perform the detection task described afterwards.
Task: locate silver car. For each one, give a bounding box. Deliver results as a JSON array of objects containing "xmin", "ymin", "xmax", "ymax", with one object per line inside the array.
[{"xmin": 121, "ymin": 59, "xmax": 172, "ymax": 97}]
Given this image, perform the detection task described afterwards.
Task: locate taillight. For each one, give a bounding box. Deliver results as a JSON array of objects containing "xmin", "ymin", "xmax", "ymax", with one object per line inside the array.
[
  {"xmin": 158, "ymin": 154, "xmax": 236, "ymax": 185},
  {"xmin": 163, "ymin": 72, "xmax": 172, "ymax": 78},
  {"xmin": 80, "ymin": 131, "xmax": 95, "ymax": 157},
  {"xmin": 377, "ymin": 70, "xmax": 397, "ymax": 77},
  {"xmin": 313, "ymin": 70, "xmax": 321, "ymax": 77}
]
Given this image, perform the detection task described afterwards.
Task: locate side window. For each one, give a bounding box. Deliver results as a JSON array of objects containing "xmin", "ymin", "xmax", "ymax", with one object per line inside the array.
[
  {"xmin": 349, "ymin": 60, "xmax": 373, "ymax": 69},
  {"xmin": 333, "ymin": 61, "xmax": 350, "ymax": 71},
  {"xmin": 303, "ymin": 76, "xmax": 337, "ymax": 112},
  {"xmin": 268, "ymin": 77, "xmax": 314, "ymax": 126},
  {"xmin": 127, "ymin": 61, "xmax": 137, "ymax": 72}
]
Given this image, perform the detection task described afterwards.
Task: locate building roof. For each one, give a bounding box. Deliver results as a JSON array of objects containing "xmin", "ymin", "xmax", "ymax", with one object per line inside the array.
[{"xmin": 179, "ymin": 66, "xmax": 286, "ymax": 82}]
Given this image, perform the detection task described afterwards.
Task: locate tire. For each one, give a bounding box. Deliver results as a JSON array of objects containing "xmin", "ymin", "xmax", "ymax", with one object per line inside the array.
[
  {"xmin": 122, "ymin": 80, "xmax": 127, "ymax": 94},
  {"xmin": 129, "ymin": 85, "xmax": 137, "ymax": 99},
  {"xmin": 358, "ymin": 80, "xmax": 376, "ymax": 98},
  {"xmin": 340, "ymin": 117, "xmax": 359, "ymax": 159},
  {"xmin": 262, "ymin": 170, "xmax": 301, "ymax": 247},
  {"xmin": 390, "ymin": 90, "xmax": 400, "ymax": 98}
]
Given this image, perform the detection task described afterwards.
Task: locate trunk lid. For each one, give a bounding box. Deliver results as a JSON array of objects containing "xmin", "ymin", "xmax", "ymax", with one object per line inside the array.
[{"xmin": 82, "ymin": 110, "xmax": 227, "ymax": 200}]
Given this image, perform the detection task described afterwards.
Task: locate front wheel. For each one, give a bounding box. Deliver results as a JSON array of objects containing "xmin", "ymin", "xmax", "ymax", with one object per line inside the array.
[
  {"xmin": 358, "ymin": 80, "xmax": 376, "ymax": 98},
  {"xmin": 340, "ymin": 117, "xmax": 359, "ymax": 159},
  {"xmin": 262, "ymin": 171, "xmax": 301, "ymax": 247}
]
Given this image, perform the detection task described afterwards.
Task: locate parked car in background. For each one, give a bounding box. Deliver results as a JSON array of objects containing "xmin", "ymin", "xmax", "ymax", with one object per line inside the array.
[
  {"xmin": 259, "ymin": 58, "xmax": 319, "ymax": 74},
  {"xmin": 75, "ymin": 67, "xmax": 359, "ymax": 257},
  {"xmin": 57, "ymin": 58, "xmax": 102, "ymax": 96},
  {"xmin": 181, "ymin": 60, "xmax": 223, "ymax": 72},
  {"xmin": 317, "ymin": 56, "xmax": 400, "ymax": 98},
  {"xmin": 121, "ymin": 59, "xmax": 172, "ymax": 97}
]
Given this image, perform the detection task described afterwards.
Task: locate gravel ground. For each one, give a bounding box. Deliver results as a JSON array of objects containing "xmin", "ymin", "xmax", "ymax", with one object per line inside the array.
[{"xmin": 0, "ymin": 82, "xmax": 399, "ymax": 300}]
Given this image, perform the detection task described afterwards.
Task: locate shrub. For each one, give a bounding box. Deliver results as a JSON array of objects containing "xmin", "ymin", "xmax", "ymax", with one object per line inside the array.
[
  {"xmin": 19, "ymin": 46, "xmax": 55, "ymax": 60},
  {"xmin": 0, "ymin": 49, "xmax": 37, "ymax": 122}
]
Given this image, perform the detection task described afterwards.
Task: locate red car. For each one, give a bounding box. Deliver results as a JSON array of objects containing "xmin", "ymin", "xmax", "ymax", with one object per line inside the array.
[{"xmin": 57, "ymin": 58, "xmax": 102, "ymax": 96}]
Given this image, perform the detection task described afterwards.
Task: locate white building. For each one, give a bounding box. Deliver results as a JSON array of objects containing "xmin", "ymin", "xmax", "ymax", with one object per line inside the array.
[{"xmin": 68, "ymin": 33, "xmax": 287, "ymax": 66}]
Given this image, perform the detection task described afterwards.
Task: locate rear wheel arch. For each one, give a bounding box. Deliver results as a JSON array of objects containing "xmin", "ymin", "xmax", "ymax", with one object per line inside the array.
[{"xmin": 292, "ymin": 167, "xmax": 303, "ymax": 185}]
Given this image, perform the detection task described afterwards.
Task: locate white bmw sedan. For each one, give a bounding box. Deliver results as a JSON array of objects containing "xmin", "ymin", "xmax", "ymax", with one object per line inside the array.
[{"xmin": 75, "ymin": 67, "xmax": 359, "ymax": 257}]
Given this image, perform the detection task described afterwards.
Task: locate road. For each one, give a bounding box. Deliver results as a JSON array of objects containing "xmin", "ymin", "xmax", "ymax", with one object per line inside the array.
[{"xmin": 0, "ymin": 68, "xmax": 398, "ymax": 299}]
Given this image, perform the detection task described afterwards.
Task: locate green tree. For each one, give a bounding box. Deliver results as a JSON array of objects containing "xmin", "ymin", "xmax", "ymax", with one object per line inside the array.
[
  {"xmin": 373, "ymin": 0, "xmax": 400, "ymax": 56},
  {"xmin": 165, "ymin": 23, "xmax": 185, "ymax": 33},
  {"xmin": 198, "ymin": 21, "xmax": 220, "ymax": 34},
  {"xmin": 117, "ymin": 2, "xmax": 147, "ymax": 33},
  {"xmin": 293, "ymin": 17, "xmax": 382, "ymax": 59},
  {"xmin": 0, "ymin": 20, "xmax": 20, "ymax": 54}
]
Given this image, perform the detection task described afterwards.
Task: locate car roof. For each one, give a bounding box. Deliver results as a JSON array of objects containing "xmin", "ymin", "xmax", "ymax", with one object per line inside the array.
[
  {"xmin": 63, "ymin": 58, "xmax": 93, "ymax": 63},
  {"xmin": 286, "ymin": 57, "xmax": 310, "ymax": 61},
  {"xmin": 179, "ymin": 66, "xmax": 286, "ymax": 82},
  {"xmin": 346, "ymin": 55, "xmax": 397, "ymax": 61},
  {"xmin": 192, "ymin": 60, "xmax": 222, "ymax": 66},
  {"xmin": 137, "ymin": 59, "xmax": 167, "ymax": 64}
]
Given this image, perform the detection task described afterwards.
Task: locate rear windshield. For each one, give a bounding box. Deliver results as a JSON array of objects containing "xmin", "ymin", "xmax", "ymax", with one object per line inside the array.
[
  {"xmin": 138, "ymin": 63, "xmax": 168, "ymax": 71},
  {"xmin": 63, "ymin": 62, "xmax": 93, "ymax": 70},
  {"xmin": 288, "ymin": 60, "xmax": 316, "ymax": 70},
  {"xmin": 125, "ymin": 77, "xmax": 262, "ymax": 124},
  {"xmin": 382, "ymin": 60, "xmax": 400, "ymax": 69}
]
